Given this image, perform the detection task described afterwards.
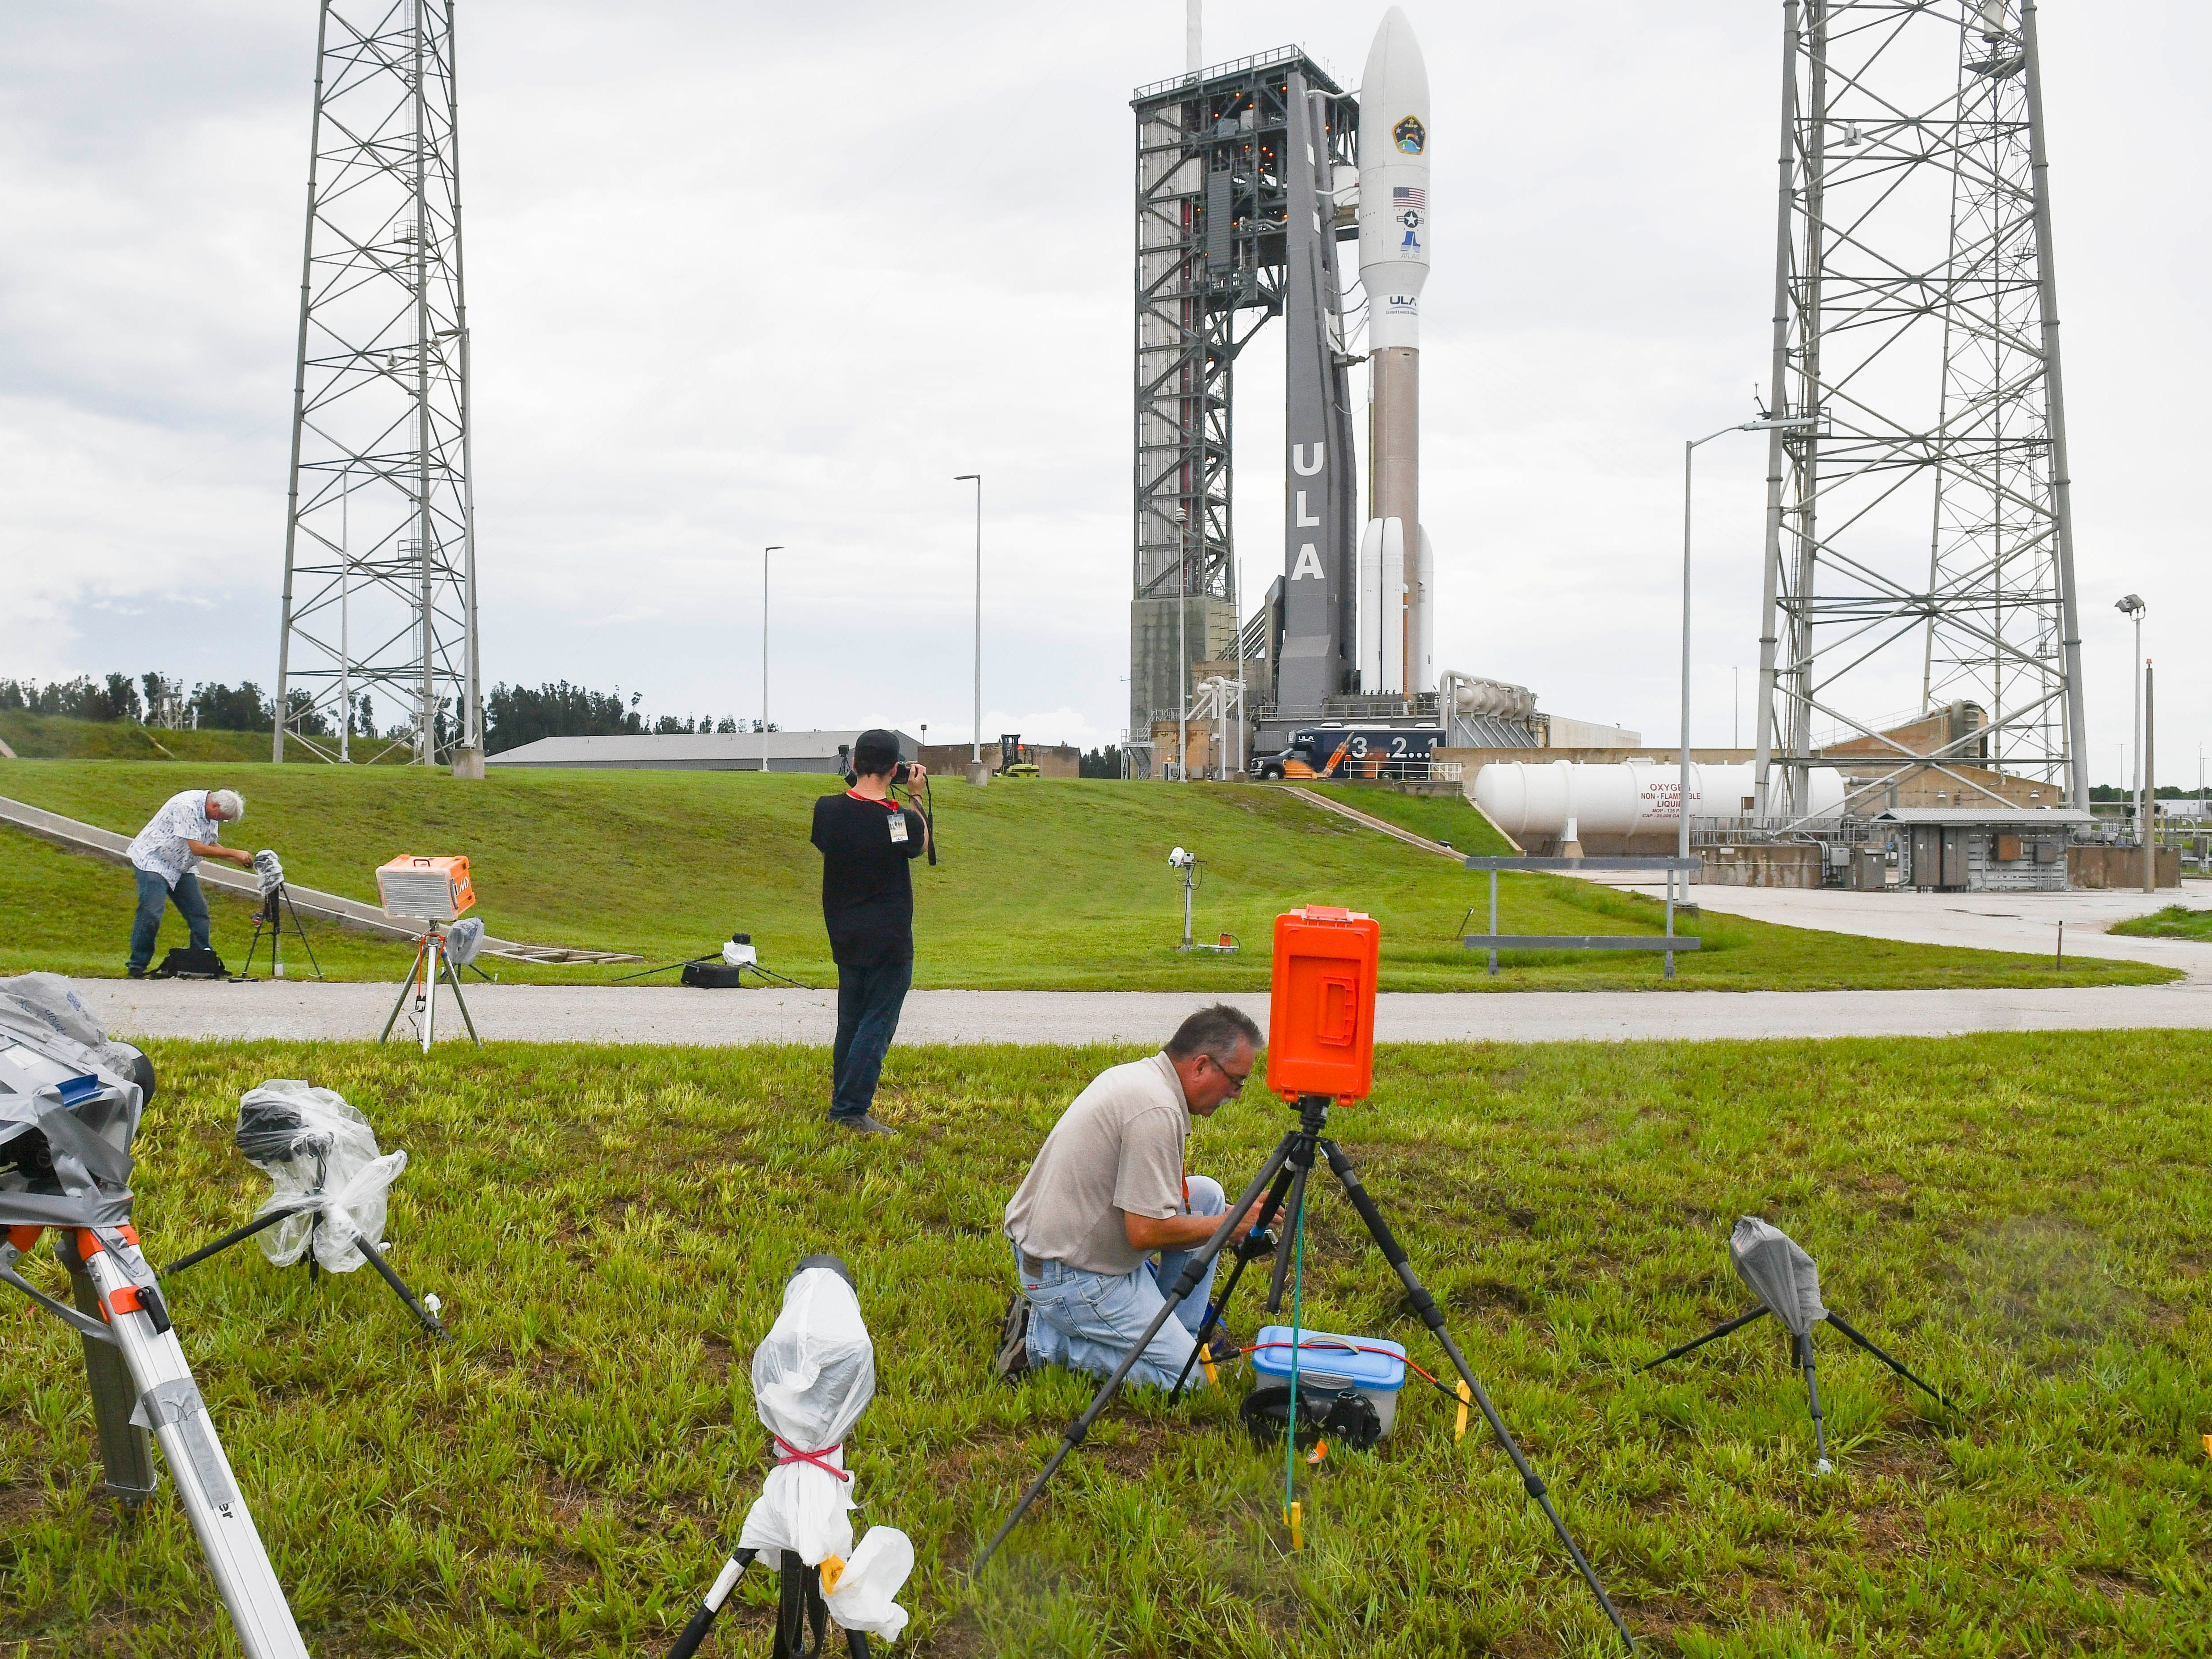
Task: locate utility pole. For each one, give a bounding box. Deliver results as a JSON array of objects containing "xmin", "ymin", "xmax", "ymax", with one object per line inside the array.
[
  {"xmin": 954, "ymin": 475, "xmax": 984, "ymax": 783},
  {"xmin": 2144, "ymin": 658, "xmax": 2156, "ymax": 892},
  {"xmin": 762, "ymin": 546, "xmax": 782, "ymax": 774}
]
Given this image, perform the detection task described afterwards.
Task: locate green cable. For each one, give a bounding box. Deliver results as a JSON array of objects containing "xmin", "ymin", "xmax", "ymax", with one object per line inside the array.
[{"xmin": 1284, "ymin": 1185, "xmax": 1306, "ymax": 1532}]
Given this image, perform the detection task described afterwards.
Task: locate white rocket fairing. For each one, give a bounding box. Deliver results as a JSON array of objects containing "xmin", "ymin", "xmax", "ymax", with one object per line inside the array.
[{"xmin": 1356, "ymin": 7, "xmax": 1433, "ymax": 696}]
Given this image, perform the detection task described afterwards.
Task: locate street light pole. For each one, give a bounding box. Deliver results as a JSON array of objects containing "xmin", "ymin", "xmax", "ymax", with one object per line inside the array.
[
  {"xmin": 762, "ymin": 545, "xmax": 783, "ymax": 774},
  {"xmin": 2117, "ymin": 593, "xmax": 2146, "ymax": 891},
  {"xmin": 1680, "ymin": 416, "xmax": 1820, "ymax": 882},
  {"xmin": 955, "ymin": 474, "xmax": 983, "ymax": 781}
]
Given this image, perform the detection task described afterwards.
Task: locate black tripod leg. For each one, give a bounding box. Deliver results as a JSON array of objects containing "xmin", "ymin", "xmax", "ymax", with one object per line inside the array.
[
  {"xmin": 380, "ymin": 943, "xmax": 427, "ymax": 1042},
  {"xmin": 1799, "ymin": 1332, "xmax": 1832, "ymax": 1472},
  {"xmin": 1168, "ymin": 1161, "xmax": 1299, "ymax": 1402},
  {"xmin": 1319, "ymin": 1138, "xmax": 1635, "ymax": 1652},
  {"xmin": 1264, "ymin": 1161, "xmax": 1314, "ymax": 1314},
  {"xmin": 351, "ymin": 1234, "xmax": 452, "ymax": 1340},
  {"xmin": 1636, "ymin": 1305, "xmax": 1771, "ymax": 1372},
  {"xmin": 666, "ymin": 1547, "xmax": 758, "ymax": 1659},
  {"xmin": 160, "ymin": 1205, "xmax": 313, "ymax": 1277},
  {"xmin": 974, "ymin": 1131, "xmax": 1299, "ymax": 1579},
  {"xmin": 1823, "ymin": 1310, "xmax": 1957, "ymax": 1413},
  {"xmin": 285, "ymin": 887, "xmax": 324, "ymax": 979}
]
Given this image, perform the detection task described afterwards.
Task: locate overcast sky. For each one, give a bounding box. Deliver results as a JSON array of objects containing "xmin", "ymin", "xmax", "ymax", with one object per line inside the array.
[{"xmin": 3, "ymin": 1, "xmax": 2204, "ymax": 784}]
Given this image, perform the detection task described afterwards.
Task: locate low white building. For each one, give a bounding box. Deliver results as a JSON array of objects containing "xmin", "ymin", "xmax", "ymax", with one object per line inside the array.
[{"xmin": 485, "ymin": 729, "xmax": 916, "ymax": 775}]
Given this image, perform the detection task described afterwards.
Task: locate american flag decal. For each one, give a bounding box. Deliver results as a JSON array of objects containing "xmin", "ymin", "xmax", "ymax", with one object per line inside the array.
[{"xmin": 1393, "ymin": 186, "xmax": 1425, "ymax": 209}]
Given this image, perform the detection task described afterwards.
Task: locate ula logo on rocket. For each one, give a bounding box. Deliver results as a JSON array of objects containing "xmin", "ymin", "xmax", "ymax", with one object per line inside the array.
[{"xmin": 1392, "ymin": 115, "xmax": 1425, "ymax": 155}]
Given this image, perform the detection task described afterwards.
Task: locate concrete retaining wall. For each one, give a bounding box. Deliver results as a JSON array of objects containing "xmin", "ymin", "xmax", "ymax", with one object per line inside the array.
[
  {"xmin": 2069, "ymin": 846, "xmax": 2181, "ymax": 889},
  {"xmin": 1699, "ymin": 844, "xmax": 1824, "ymax": 888}
]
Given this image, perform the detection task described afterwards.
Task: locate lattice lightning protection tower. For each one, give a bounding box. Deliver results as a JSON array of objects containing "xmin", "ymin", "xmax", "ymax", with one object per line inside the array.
[
  {"xmin": 1752, "ymin": 0, "xmax": 2086, "ymax": 822},
  {"xmin": 274, "ymin": 0, "xmax": 480, "ymax": 766}
]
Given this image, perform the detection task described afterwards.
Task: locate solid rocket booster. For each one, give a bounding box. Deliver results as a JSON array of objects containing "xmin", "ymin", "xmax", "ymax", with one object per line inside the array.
[{"xmin": 1357, "ymin": 7, "xmax": 1432, "ymax": 696}]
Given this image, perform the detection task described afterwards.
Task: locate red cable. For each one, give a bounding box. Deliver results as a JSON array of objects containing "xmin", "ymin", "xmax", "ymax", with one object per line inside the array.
[{"xmin": 772, "ymin": 1436, "xmax": 851, "ymax": 1482}]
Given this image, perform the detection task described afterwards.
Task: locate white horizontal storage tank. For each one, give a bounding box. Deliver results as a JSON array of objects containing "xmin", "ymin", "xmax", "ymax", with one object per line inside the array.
[{"xmin": 1472, "ymin": 762, "xmax": 1845, "ymax": 839}]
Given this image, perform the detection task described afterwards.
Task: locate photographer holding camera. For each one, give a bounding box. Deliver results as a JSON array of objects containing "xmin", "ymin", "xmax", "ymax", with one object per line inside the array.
[{"xmin": 809, "ymin": 728, "xmax": 931, "ymax": 1135}]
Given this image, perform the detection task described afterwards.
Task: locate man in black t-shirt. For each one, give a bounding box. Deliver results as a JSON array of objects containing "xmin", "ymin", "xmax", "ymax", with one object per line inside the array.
[{"xmin": 809, "ymin": 728, "xmax": 931, "ymax": 1134}]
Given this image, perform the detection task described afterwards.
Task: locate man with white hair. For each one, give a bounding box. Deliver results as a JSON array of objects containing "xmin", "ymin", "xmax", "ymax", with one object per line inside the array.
[{"xmin": 125, "ymin": 787, "xmax": 250, "ymax": 978}]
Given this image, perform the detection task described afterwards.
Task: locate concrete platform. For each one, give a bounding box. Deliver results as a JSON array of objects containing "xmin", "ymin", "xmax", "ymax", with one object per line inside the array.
[{"xmin": 67, "ymin": 976, "xmax": 2212, "ymax": 1048}]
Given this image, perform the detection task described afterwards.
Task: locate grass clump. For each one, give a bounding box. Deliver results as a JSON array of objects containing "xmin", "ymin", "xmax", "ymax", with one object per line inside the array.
[
  {"xmin": 2106, "ymin": 904, "xmax": 2212, "ymax": 941},
  {"xmin": 2, "ymin": 1033, "xmax": 2208, "ymax": 1655}
]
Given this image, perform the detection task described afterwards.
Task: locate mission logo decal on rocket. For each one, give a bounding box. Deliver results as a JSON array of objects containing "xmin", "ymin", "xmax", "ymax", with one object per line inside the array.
[{"xmin": 1392, "ymin": 114, "xmax": 1425, "ymax": 154}]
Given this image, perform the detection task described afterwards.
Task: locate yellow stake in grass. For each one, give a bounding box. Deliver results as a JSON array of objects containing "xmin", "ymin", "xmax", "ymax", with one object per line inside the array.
[
  {"xmin": 1456, "ymin": 1380, "xmax": 1472, "ymax": 1441},
  {"xmin": 1285, "ymin": 1502, "xmax": 1303, "ymax": 1552}
]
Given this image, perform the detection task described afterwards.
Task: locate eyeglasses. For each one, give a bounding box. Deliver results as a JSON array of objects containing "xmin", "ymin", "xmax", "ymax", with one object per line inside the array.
[{"xmin": 1209, "ymin": 1057, "xmax": 1251, "ymax": 1094}]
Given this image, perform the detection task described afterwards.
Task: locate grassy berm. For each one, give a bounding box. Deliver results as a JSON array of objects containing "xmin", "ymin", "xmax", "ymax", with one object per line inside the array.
[
  {"xmin": 0, "ymin": 761, "xmax": 2174, "ymax": 992},
  {"xmin": 3, "ymin": 1035, "xmax": 2207, "ymax": 1655}
]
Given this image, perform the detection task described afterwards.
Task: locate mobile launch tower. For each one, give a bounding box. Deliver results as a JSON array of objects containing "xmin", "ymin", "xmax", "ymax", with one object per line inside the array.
[
  {"xmin": 1127, "ymin": 49, "xmax": 1360, "ymax": 772},
  {"xmin": 273, "ymin": 0, "xmax": 481, "ymax": 768},
  {"xmin": 1753, "ymin": 0, "xmax": 2086, "ymax": 821}
]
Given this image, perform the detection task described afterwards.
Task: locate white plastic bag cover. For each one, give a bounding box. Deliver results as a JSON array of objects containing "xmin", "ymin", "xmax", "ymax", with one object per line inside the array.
[
  {"xmin": 824, "ymin": 1524, "xmax": 915, "ymax": 1643},
  {"xmin": 735, "ymin": 1266, "xmax": 912, "ymax": 1640},
  {"xmin": 239, "ymin": 1080, "xmax": 407, "ymax": 1273},
  {"xmin": 446, "ymin": 917, "xmax": 486, "ymax": 967},
  {"xmin": 0, "ymin": 972, "xmax": 149, "ymax": 1092},
  {"xmin": 1730, "ymin": 1215, "xmax": 1828, "ymax": 1337}
]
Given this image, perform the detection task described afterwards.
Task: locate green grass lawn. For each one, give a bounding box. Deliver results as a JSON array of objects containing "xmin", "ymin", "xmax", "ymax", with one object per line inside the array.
[
  {"xmin": 0, "ymin": 760, "xmax": 2174, "ymax": 992},
  {"xmin": 2107, "ymin": 904, "xmax": 2212, "ymax": 941},
  {"xmin": 0, "ymin": 712, "xmax": 371, "ymax": 765},
  {"xmin": 3, "ymin": 1035, "xmax": 2206, "ymax": 1655}
]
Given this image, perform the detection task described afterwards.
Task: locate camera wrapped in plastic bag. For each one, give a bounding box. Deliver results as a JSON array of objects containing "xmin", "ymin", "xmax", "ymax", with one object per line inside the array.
[
  {"xmin": 736, "ymin": 1261, "xmax": 914, "ymax": 1642},
  {"xmin": 236, "ymin": 1081, "xmax": 406, "ymax": 1274}
]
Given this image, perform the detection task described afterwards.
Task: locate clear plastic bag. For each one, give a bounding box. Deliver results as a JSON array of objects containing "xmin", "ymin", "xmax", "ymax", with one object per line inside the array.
[
  {"xmin": 735, "ymin": 1265, "xmax": 913, "ymax": 1642},
  {"xmin": 236, "ymin": 1081, "xmax": 407, "ymax": 1273}
]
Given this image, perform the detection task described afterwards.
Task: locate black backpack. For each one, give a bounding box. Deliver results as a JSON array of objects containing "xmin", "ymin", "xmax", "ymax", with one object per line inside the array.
[
  {"xmin": 679, "ymin": 961, "xmax": 748, "ymax": 989},
  {"xmin": 151, "ymin": 946, "xmax": 228, "ymax": 980}
]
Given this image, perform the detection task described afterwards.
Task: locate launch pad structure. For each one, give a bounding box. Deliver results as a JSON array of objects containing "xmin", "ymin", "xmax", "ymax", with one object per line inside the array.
[
  {"xmin": 1127, "ymin": 50, "xmax": 1360, "ymax": 774},
  {"xmin": 273, "ymin": 0, "xmax": 482, "ymax": 769},
  {"xmin": 1752, "ymin": 0, "xmax": 2086, "ymax": 825}
]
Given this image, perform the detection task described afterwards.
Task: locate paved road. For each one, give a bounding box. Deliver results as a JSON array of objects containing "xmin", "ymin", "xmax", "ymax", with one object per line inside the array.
[{"xmin": 68, "ymin": 976, "xmax": 2212, "ymax": 1047}]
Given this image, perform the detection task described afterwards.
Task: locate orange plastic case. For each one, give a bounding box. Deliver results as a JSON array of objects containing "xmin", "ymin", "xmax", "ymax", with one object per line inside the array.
[
  {"xmin": 1265, "ymin": 905, "xmax": 1380, "ymax": 1103},
  {"xmin": 375, "ymin": 855, "xmax": 476, "ymax": 921}
]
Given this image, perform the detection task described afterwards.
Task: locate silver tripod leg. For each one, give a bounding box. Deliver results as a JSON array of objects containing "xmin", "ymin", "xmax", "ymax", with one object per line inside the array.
[
  {"xmin": 379, "ymin": 938, "xmax": 430, "ymax": 1044},
  {"xmin": 421, "ymin": 935, "xmax": 438, "ymax": 1053},
  {"xmin": 79, "ymin": 1237, "xmax": 312, "ymax": 1658}
]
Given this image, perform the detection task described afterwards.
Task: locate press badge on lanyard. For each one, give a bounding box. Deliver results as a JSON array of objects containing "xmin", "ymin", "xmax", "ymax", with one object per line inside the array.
[{"xmin": 887, "ymin": 811, "xmax": 910, "ymax": 845}]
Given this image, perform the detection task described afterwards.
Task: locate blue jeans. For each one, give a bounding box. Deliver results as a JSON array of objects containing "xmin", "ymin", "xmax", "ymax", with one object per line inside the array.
[
  {"xmin": 129, "ymin": 867, "xmax": 210, "ymax": 972},
  {"xmin": 831, "ymin": 957, "xmax": 912, "ymax": 1120},
  {"xmin": 1016, "ymin": 1175, "xmax": 1226, "ymax": 1390}
]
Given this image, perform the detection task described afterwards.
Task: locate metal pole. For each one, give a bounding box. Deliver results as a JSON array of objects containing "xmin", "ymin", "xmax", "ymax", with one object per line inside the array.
[
  {"xmin": 954, "ymin": 475, "xmax": 982, "ymax": 771},
  {"xmin": 2144, "ymin": 656, "xmax": 2155, "ymax": 893},
  {"xmin": 339, "ymin": 470, "xmax": 350, "ymax": 763},
  {"xmin": 762, "ymin": 547, "xmax": 782, "ymax": 773},
  {"xmin": 2132, "ymin": 611, "xmax": 2142, "ymax": 880},
  {"xmin": 1751, "ymin": 0, "xmax": 1802, "ymax": 825},
  {"xmin": 412, "ymin": 0, "xmax": 434, "ymax": 764},
  {"xmin": 1679, "ymin": 438, "xmax": 1694, "ymax": 867},
  {"xmin": 2022, "ymin": 0, "xmax": 2091, "ymax": 812}
]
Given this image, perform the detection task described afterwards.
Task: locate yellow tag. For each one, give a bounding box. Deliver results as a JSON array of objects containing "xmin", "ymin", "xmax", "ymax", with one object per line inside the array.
[
  {"xmin": 2203, "ymin": 1434, "xmax": 2212, "ymax": 1461},
  {"xmin": 1286, "ymin": 1502, "xmax": 1303, "ymax": 1552},
  {"xmin": 1455, "ymin": 1380, "xmax": 1471, "ymax": 1441},
  {"xmin": 1201, "ymin": 1343, "xmax": 1218, "ymax": 1387},
  {"xmin": 818, "ymin": 1554, "xmax": 846, "ymax": 1595}
]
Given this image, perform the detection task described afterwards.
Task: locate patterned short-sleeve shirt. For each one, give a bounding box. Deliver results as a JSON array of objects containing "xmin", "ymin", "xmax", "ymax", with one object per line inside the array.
[{"xmin": 127, "ymin": 790, "xmax": 220, "ymax": 888}]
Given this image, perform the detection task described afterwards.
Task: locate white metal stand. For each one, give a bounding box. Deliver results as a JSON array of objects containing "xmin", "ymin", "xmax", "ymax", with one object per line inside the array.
[{"xmin": 378, "ymin": 927, "xmax": 480, "ymax": 1051}]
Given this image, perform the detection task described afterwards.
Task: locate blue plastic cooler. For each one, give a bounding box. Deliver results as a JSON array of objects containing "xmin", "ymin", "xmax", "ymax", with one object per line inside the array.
[{"xmin": 1249, "ymin": 1326, "xmax": 1409, "ymax": 1436}]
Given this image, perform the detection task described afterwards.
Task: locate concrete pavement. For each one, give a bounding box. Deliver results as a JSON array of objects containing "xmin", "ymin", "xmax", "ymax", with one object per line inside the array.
[{"xmin": 68, "ymin": 975, "xmax": 2212, "ymax": 1048}]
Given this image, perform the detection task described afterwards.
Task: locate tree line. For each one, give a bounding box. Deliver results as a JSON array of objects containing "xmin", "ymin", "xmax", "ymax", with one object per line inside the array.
[{"xmin": 0, "ymin": 672, "xmax": 774, "ymax": 756}]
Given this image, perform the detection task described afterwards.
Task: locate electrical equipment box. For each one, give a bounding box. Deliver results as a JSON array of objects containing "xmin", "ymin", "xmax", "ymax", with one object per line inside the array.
[
  {"xmin": 1266, "ymin": 905, "xmax": 1380, "ymax": 1103},
  {"xmin": 376, "ymin": 855, "xmax": 475, "ymax": 922}
]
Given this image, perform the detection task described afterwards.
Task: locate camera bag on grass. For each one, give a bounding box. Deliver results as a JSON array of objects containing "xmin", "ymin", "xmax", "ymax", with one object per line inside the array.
[
  {"xmin": 680, "ymin": 961, "xmax": 748, "ymax": 989},
  {"xmin": 151, "ymin": 946, "xmax": 228, "ymax": 980},
  {"xmin": 1239, "ymin": 1382, "xmax": 1383, "ymax": 1453}
]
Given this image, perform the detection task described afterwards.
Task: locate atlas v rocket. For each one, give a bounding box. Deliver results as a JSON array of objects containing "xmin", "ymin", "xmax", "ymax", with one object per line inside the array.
[{"xmin": 1356, "ymin": 7, "xmax": 1432, "ymax": 697}]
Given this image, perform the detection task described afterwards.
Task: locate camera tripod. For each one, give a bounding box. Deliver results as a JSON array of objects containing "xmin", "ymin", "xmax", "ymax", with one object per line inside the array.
[
  {"xmin": 666, "ymin": 1546, "xmax": 874, "ymax": 1659},
  {"xmin": 378, "ymin": 925, "xmax": 480, "ymax": 1052},
  {"xmin": 161, "ymin": 1203, "xmax": 451, "ymax": 1342},
  {"xmin": 1, "ymin": 1220, "xmax": 314, "ymax": 1658},
  {"xmin": 232, "ymin": 876, "xmax": 324, "ymax": 983},
  {"xmin": 973, "ymin": 1092, "xmax": 1635, "ymax": 1652},
  {"xmin": 1639, "ymin": 1302, "xmax": 1952, "ymax": 1473}
]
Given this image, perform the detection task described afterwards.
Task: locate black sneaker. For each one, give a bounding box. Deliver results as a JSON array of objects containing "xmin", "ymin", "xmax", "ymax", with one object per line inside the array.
[
  {"xmin": 126, "ymin": 966, "xmax": 147, "ymax": 980},
  {"xmin": 830, "ymin": 1114, "xmax": 896, "ymax": 1136},
  {"xmin": 994, "ymin": 1293, "xmax": 1033, "ymax": 1380}
]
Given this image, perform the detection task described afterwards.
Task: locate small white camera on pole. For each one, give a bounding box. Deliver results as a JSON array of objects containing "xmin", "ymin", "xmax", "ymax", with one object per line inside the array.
[{"xmin": 1167, "ymin": 848, "xmax": 1238, "ymax": 954}]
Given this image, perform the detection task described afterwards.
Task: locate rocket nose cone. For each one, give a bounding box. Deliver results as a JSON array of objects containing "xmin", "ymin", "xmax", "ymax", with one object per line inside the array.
[{"xmin": 1362, "ymin": 7, "xmax": 1428, "ymax": 94}]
